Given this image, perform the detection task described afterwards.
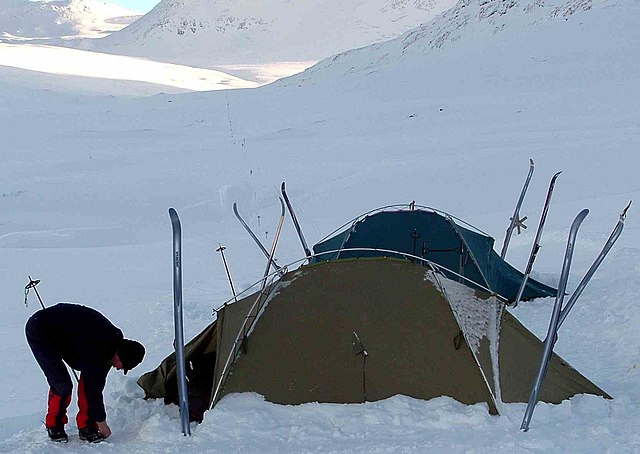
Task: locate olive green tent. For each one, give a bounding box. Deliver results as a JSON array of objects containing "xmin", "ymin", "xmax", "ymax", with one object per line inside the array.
[{"xmin": 138, "ymin": 258, "xmax": 608, "ymax": 422}]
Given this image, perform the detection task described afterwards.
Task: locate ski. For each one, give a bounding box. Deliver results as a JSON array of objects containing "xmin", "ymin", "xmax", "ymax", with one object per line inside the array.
[
  {"xmin": 521, "ymin": 208, "xmax": 589, "ymax": 432},
  {"xmin": 281, "ymin": 182, "xmax": 312, "ymax": 258},
  {"xmin": 261, "ymin": 198, "xmax": 286, "ymax": 290},
  {"xmin": 557, "ymin": 201, "xmax": 631, "ymax": 328},
  {"xmin": 209, "ymin": 198, "xmax": 287, "ymax": 409},
  {"xmin": 501, "ymin": 159, "xmax": 534, "ymax": 259},
  {"xmin": 233, "ymin": 202, "xmax": 284, "ymax": 276},
  {"xmin": 512, "ymin": 171, "xmax": 562, "ymax": 306},
  {"xmin": 168, "ymin": 208, "xmax": 191, "ymax": 436}
]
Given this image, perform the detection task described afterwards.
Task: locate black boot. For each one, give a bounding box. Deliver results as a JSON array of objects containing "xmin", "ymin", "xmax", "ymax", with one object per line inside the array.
[
  {"xmin": 78, "ymin": 426, "xmax": 105, "ymax": 443},
  {"xmin": 47, "ymin": 427, "xmax": 68, "ymax": 443}
]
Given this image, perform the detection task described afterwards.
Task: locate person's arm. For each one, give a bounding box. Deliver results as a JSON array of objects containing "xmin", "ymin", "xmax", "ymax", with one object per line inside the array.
[{"xmin": 82, "ymin": 366, "xmax": 110, "ymax": 426}]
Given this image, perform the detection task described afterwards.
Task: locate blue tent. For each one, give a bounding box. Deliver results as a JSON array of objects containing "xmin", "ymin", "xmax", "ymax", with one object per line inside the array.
[{"xmin": 311, "ymin": 206, "xmax": 556, "ymax": 302}]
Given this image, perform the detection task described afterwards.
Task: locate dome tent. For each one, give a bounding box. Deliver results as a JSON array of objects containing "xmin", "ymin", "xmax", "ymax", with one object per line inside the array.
[
  {"xmin": 311, "ymin": 205, "xmax": 557, "ymax": 303},
  {"xmin": 138, "ymin": 210, "xmax": 608, "ymax": 423}
]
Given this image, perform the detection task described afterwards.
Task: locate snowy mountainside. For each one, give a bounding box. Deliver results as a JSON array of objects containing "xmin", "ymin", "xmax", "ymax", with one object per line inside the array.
[
  {"xmin": 295, "ymin": 0, "xmax": 627, "ymax": 83},
  {"xmin": 78, "ymin": 0, "xmax": 459, "ymax": 67},
  {"xmin": 0, "ymin": 0, "xmax": 140, "ymax": 40}
]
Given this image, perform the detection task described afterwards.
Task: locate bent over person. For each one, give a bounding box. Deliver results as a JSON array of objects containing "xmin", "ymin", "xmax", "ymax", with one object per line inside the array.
[{"xmin": 25, "ymin": 303, "xmax": 145, "ymax": 443}]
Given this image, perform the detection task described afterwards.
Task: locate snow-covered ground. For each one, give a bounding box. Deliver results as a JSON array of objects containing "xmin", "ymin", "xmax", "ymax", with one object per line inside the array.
[
  {"xmin": 0, "ymin": 43, "xmax": 257, "ymax": 94},
  {"xmin": 1, "ymin": 0, "xmax": 639, "ymax": 452}
]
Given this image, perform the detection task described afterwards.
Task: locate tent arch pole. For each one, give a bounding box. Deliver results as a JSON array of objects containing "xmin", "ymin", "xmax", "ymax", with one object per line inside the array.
[{"xmin": 445, "ymin": 215, "xmax": 492, "ymax": 292}]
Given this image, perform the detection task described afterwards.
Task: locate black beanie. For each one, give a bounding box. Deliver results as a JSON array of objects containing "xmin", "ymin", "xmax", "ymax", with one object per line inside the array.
[{"xmin": 118, "ymin": 339, "xmax": 145, "ymax": 375}]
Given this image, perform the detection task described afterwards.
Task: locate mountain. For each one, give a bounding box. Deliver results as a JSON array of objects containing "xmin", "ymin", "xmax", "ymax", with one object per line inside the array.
[
  {"xmin": 78, "ymin": 0, "xmax": 459, "ymax": 69},
  {"xmin": 0, "ymin": 0, "xmax": 140, "ymax": 40},
  {"xmin": 293, "ymin": 0, "xmax": 620, "ymax": 86}
]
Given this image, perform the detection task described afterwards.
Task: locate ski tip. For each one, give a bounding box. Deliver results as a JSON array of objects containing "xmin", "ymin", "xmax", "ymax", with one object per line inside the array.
[
  {"xmin": 281, "ymin": 181, "xmax": 286, "ymax": 190},
  {"xmin": 622, "ymin": 201, "xmax": 632, "ymax": 219},
  {"xmin": 168, "ymin": 207, "xmax": 177, "ymax": 216},
  {"xmin": 529, "ymin": 158, "xmax": 534, "ymax": 167}
]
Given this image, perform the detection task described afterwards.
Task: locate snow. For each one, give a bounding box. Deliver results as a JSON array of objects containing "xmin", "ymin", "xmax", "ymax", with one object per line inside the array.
[
  {"xmin": 1, "ymin": 0, "xmax": 640, "ymax": 452},
  {"xmin": 0, "ymin": 0, "xmax": 140, "ymax": 40},
  {"xmin": 69, "ymin": 0, "xmax": 459, "ymax": 82}
]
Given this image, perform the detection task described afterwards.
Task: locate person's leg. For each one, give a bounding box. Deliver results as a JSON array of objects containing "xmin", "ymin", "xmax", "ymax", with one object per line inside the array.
[
  {"xmin": 25, "ymin": 314, "xmax": 73, "ymax": 430},
  {"xmin": 76, "ymin": 374, "xmax": 93, "ymax": 430}
]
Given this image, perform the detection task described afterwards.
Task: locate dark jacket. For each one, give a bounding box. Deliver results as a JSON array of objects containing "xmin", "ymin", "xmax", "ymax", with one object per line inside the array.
[{"xmin": 30, "ymin": 303, "xmax": 123, "ymax": 422}]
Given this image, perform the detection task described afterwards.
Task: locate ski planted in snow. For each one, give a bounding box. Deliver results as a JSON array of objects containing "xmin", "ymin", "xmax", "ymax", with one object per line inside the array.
[
  {"xmin": 281, "ymin": 182, "xmax": 312, "ymax": 258},
  {"xmin": 512, "ymin": 171, "xmax": 562, "ymax": 306},
  {"xmin": 557, "ymin": 201, "xmax": 631, "ymax": 328},
  {"xmin": 209, "ymin": 198, "xmax": 287, "ymax": 409},
  {"xmin": 520, "ymin": 208, "xmax": 589, "ymax": 432},
  {"xmin": 501, "ymin": 159, "xmax": 534, "ymax": 259},
  {"xmin": 233, "ymin": 202, "xmax": 284, "ymax": 276},
  {"xmin": 521, "ymin": 203, "xmax": 630, "ymax": 431},
  {"xmin": 169, "ymin": 208, "xmax": 191, "ymax": 436}
]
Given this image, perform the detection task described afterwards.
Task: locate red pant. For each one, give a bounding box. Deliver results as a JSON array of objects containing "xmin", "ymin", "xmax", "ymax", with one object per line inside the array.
[{"xmin": 46, "ymin": 374, "xmax": 94, "ymax": 429}]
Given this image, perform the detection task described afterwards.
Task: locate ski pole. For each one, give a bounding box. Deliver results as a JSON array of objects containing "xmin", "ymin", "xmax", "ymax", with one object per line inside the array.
[
  {"xmin": 216, "ymin": 244, "xmax": 237, "ymax": 303},
  {"xmin": 25, "ymin": 276, "xmax": 45, "ymax": 309},
  {"xmin": 24, "ymin": 277, "xmax": 80, "ymax": 383}
]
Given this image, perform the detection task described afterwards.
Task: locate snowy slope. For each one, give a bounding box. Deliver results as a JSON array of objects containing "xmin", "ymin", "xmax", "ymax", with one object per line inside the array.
[
  {"xmin": 0, "ymin": 43, "xmax": 257, "ymax": 95},
  {"xmin": 77, "ymin": 0, "xmax": 459, "ymax": 68},
  {"xmin": 0, "ymin": 0, "xmax": 140, "ymax": 40},
  {"xmin": 1, "ymin": 0, "xmax": 640, "ymax": 452}
]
